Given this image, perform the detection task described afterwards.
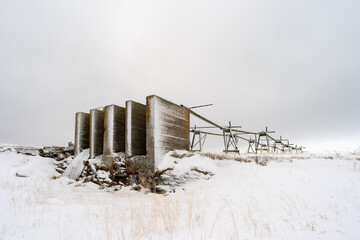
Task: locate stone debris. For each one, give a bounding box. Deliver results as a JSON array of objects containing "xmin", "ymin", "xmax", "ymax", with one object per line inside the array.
[
  {"xmin": 62, "ymin": 150, "xmax": 267, "ymax": 193},
  {"xmin": 0, "ymin": 145, "xmax": 41, "ymax": 156},
  {"xmin": 80, "ymin": 152, "xmax": 134, "ymax": 189},
  {"xmin": 67, "ymin": 152, "xmax": 164, "ymax": 191},
  {"xmin": 55, "ymin": 158, "xmax": 70, "ymax": 174},
  {"xmin": 155, "ymin": 170, "xmax": 207, "ymax": 193},
  {"xmin": 40, "ymin": 146, "xmax": 74, "ymax": 160},
  {"xmin": 1, "ymin": 143, "xmax": 270, "ymax": 194},
  {"xmin": 0, "ymin": 145, "xmax": 75, "ymax": 162}
]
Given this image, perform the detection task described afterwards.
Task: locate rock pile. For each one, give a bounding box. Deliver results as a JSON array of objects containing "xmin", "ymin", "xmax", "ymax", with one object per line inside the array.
[
  {"xmin": 0, "ymin": 145, "xmax": 41, "ymax": 156},
  {"xmin": 80, "ymin": 153, "xmax": 139, "ymax": 190},
  {"xmin": 39, "ymin": 146, "xmax": 74, "ymax": 160},
  {"xmin": 0, "ymin": 145, "xmax": 75, "ymax": 161},
  {"xmin": 65, "ymin": 153, "xmax": 166, "ymax": 192}
]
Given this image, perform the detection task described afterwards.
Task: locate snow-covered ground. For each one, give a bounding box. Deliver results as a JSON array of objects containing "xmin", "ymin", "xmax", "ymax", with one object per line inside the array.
[{"xmin": 0, "ymin": 149, "xmax": 359, "ymax": 240}]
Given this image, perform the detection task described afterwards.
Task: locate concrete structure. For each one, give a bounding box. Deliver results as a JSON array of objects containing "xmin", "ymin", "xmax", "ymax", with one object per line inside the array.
[
  {"xmin": 146, "ymin": 95, "xmax": 190, "ymax": 173},
  {"xmin": 125, "ymin": 101, "xmax": 146, "ymax": 157},
  {"xmin": 103, "ymin": 104, "xmax": 126, "ymax": 156},
  {"xmin": 74, "ymin": 112, "xmax": 90, "ymax": 155},
  {"xmin": 89, "ymin": 109, "xmax": 104, "ymax": 159},
  {"xmin": 71, "ymin": 96, "xmax": 192, "ymax": 185}
]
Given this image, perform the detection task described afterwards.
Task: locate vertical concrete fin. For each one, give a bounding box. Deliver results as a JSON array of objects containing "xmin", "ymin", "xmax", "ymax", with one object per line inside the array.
[
  {"xmin": 74, "ymin": 112, "xmax": 90, "ymax": 155},
  {"xmin": 146, "ymin": 95, "xmax": 190, "ymax": 173},
  {"xmin": 103, "ymin": 104, "xmax": 126, "ymax": 156},
  {"xmin": 125, "ymin": 100, "xmax": 146, "ymax": 156},
  {"xmin": 89, "ymin": 109, "xmax": 104, "ymax": 159}
]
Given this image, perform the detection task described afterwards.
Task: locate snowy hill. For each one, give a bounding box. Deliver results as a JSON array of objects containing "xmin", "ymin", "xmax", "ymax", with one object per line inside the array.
[{"xmin": 0, "ymin": 148, "xmax": 359, "ymax": 239}]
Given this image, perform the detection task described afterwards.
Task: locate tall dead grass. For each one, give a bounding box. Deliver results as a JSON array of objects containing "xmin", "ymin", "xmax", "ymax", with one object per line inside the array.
[
  {"xmin": 92, "ymin": 189, "xmax": 281, "ymax": 240},
  {"xmin": 170, "ymin": 151, "xmax": 251, "ymax": 162},
  {"xmin": 97, "ymin": 193, "xmax": 209, "ymax": 239}
]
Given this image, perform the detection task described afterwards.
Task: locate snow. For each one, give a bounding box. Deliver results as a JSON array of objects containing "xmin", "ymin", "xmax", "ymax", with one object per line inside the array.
[
  {"xmin": 0, "ymin": 150, "xmax": 58, "ymax": 178},
  {"xmin": 0, "ymin": 149, "xmax": 360, "ymax": 239}
]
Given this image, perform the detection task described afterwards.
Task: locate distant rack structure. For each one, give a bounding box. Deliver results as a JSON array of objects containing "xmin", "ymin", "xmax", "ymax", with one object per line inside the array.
[{"xmin": 186, "ymin": 104, "xmax": 304, "ymax": 154}]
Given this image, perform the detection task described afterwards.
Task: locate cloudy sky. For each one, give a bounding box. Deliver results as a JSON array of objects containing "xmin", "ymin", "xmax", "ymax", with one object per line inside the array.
[{"xmin": 0, "ymin": 0, "xmax": 359, "ymax": 151}]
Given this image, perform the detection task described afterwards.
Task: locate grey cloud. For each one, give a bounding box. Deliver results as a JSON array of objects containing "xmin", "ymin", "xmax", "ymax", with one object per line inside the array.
[{"xmin": 0, "ymin": 0, "xmax": 359, "ymax": 151}]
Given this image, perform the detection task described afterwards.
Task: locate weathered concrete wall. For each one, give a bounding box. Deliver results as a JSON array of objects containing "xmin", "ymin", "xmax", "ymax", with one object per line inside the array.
[
  {"xmin": 125, "ymin": 101, "xmax": 146, "ymax": 157},
  {"xmin": 74, "ymin": 112, "xmax": 90, "ymax": 155},
  {"xmin": 146, "ymin": 95, "xmax": 190, "ymax": 173},
  {"xmin": 103, "ymin": 104, "xmax": 126, "ymax": 156},
  {"xmin": 89, "ymin": 109, "xmax": 104, "ymax": 159}
]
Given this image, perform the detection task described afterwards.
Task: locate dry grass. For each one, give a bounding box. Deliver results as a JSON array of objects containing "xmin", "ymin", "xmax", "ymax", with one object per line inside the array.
[
  {"xmin": 170, "ymin": 151, "xmax": 251, "ymax": 162},
  {"xmin": 95, "ymin": 193, "xmax": 209, "ymax": 239},
  {"xmin": 0, "ymin": 174, "xmax": 345, "ymax": 240},
  {"xmin": 169, "ymin": 150, "xmax": 316, "ymax": 165}
]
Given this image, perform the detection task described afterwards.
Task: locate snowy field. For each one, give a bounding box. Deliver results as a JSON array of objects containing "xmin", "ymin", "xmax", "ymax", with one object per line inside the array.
[{"xmin": 0, "ymin": 149, "xmax": 360, "ymax": 240}]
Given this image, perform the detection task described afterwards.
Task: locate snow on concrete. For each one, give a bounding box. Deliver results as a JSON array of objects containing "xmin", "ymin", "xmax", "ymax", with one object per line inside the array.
[
  {"xmin": 0, "ymin": 149, "xmax": 360, "ymax": 239},
  {"xmin": 62, "ymin": 149, "xmax": 89, "ymax": 180}
]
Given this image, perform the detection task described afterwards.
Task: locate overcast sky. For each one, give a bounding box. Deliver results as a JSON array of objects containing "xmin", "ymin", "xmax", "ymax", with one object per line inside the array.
[{"xmin": 0, "ymin": 0, "xmax": 359, "ymax": 152}]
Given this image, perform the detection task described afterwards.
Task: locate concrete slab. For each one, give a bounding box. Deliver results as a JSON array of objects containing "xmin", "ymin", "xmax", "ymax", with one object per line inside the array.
[
  {"xmin": 125, "ymin": 100, "xmax": 146, "ymax": 157},
  {"xmin": 146, "ymin": 95, "xmax": 190, "ymax": 173},
  {"xmin": 74, "ymin": 112, "xmax": 90, "ymax": 155},
  {"xmin": 103, "ymin": 104, "xmax": 125, "ymax": 156},
  {"xmin": 63, "ymin": 149, "xmax": 89, "ymax": 180},
  {"xmin": 89, "ymin": 109, "xmax": 104, "ymax": 159}
]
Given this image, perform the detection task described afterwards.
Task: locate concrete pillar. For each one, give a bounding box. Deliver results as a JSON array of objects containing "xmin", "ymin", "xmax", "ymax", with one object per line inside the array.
[
  {"xmin": 103, "ymin": 104, "xmax": 126, "ymax": 156},
  {"xmin": 125, "ymin": 101, "xmax": 146, "ymax": 157},
  {"xmin": 146, "ymin": 95, "xmax": 190, "ymax": 173},
  {"xmin": 74, "ymin": 112, "xmax": 90, "ymax": 155},
  {"xmin": 89, "ymin": 109, "xmax": 104, "ymax": 159}
]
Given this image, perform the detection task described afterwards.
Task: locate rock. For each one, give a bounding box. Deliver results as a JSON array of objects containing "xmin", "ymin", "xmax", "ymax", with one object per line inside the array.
[
  {"xmin": 132, "ymin": 185, "xmax": 141, "ymax": 191},
  {"xmin": 57, "ymin": 153, "xmax": 65, "ymax": 161},
  {"xmin": 40, "ymin": 146, "xmax": 74, "ymax": 159},
  {"xmin": 83, "ymin": 160, "xmax": 96, "ymax": 173},
  {"xmin": 120, "ymin": 174, "xmax": 137, "ymax": 186},
  {"xmin": 16, "ymin": 172, "xmax": 28, "ymax": 178},
  {"xmin": 55, "ymin": 168, "xmax": 64, "ymax": 174},
  {"xmin": 96, "ymin": 170, "xmax": 110, "ymax": 180},
  {"xmin": 1, "ymin": 146, "xmax": 40, "ymax": 156},
  {"xmin": 190, "ymin": 167, "xmax": 214, "ymax": 176},
  {"xmin": 97, "ymin": 164, "xmax": 109, "ymax": 171},
  {"xmin": 155, "ymin": 187, "xmax": 168, "ymax": 194}
]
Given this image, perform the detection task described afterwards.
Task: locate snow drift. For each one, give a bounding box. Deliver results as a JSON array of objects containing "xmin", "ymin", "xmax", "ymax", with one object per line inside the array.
[{"xmin": 0, "ymin": 148, "xmax": 359, "ymax": 239}]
